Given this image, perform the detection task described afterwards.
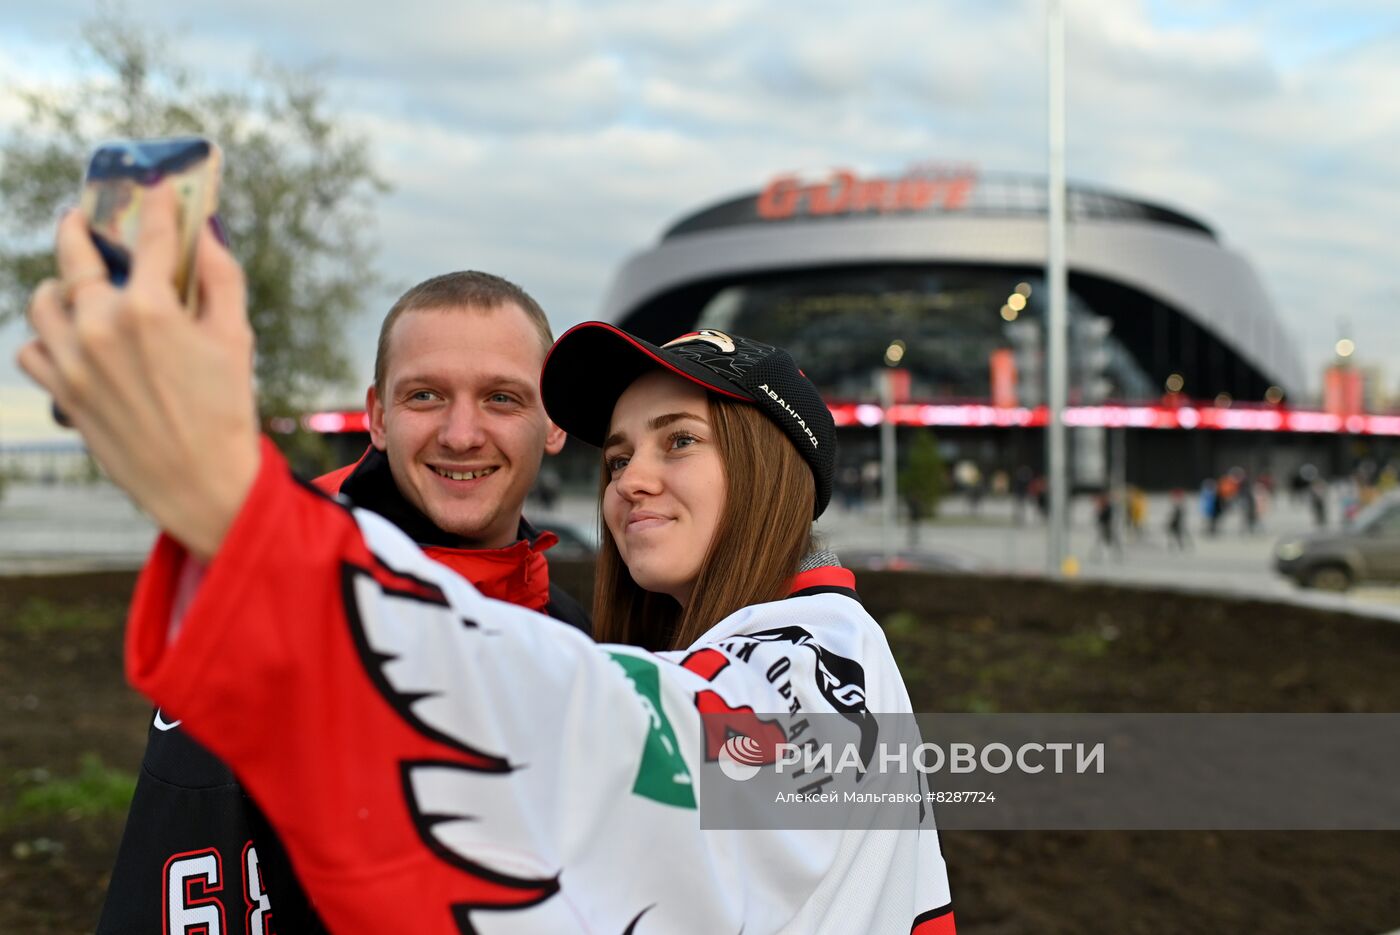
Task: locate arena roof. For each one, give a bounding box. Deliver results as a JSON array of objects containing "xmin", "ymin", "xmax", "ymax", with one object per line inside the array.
[
  {"xmin": 662, "ymin": 167, "xmax": 1216, "ymax": 241},
  {"xmin": 601, "ymin": 166, "xmax": 1305, "ymax": 397}
]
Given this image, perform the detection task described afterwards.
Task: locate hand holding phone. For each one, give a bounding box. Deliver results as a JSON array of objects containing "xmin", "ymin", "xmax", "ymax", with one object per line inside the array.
[{"xmin": 20, "ymin": 179, "xmax": 261, "ymax": 558}]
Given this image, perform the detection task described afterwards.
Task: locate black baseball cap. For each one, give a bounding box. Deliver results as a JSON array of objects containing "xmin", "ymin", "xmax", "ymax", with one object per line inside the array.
[{"xmin": 541, "ymin": 322, "xmax": 836, "ymax": 518}]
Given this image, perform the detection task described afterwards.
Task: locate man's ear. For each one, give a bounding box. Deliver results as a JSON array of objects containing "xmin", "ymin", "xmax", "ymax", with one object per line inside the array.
[
  {"xmin": 367, "ymin": 385, "xmax": 388, "ymax": 450},
  {"xmin": 544, "ymin": 419, "xmax": 567, "ymax": 456}
]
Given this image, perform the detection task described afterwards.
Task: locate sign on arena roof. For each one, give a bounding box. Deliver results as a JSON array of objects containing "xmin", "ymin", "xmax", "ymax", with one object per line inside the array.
[{"xmin": 757, "ymin": 164, "xmax": 979, "ymax": 220}]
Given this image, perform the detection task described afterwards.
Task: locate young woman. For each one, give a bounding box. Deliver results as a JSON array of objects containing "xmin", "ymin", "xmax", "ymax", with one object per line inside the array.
[
  {"xmin": 21, "ymin": 189, "xmax": 954, "ymax": 934},
  {"xmin": 540, "ymin": 323, "xmax": 836, "ymax": 653}
]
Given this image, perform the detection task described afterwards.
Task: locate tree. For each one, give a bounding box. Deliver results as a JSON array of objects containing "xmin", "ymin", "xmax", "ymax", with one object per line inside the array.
[
  {"xmin": 0, "ymin": 14, "xmax": 387, "ymax": 453},
  {"xmin": 899, "ymin": 430, "xmax": 947, "ymax": 546}
]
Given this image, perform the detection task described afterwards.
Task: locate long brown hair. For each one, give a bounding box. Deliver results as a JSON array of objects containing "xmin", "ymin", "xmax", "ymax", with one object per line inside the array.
[{"xmin": 591, "ymin": 394, "xmax": 815, "ymax": 651}]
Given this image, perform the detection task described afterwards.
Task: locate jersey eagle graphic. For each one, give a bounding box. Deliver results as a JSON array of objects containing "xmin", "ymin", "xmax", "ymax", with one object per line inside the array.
[{"xmin": 342, "ymin": 559, "xmax": 691, "ymax": 934}]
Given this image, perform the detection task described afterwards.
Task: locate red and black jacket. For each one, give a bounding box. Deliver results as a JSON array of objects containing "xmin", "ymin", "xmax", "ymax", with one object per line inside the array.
[
  {"xmin": 95, "ymin": 449, "xmax": 589, "ymax": 934},
  {"xmin": 314, "ymin": 447, "xmax": 590, "ymax": 630}
]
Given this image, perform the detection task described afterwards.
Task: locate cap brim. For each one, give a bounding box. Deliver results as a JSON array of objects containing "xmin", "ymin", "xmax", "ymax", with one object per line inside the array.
[{"xmin": 541, "ymin": 322, "xmax": 749, "ymax": 448}]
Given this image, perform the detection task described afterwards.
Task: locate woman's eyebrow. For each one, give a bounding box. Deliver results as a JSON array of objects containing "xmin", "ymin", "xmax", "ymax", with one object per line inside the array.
[
  {"xmin": 602, "ymin": 411, "xmax": 707, "ymax": 451},
  {"xmin": 648, "ymin": 411, "xmax": 707, "ymax": 431}
]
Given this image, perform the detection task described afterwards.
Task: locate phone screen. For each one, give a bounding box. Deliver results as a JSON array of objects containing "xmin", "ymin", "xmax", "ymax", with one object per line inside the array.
[
  {"xmin": 79, "ymin": 136, "xmax": 222, "ymax": 311},
  {"xmin": 56, "ymin": 137, "xmax": 222, "ymax": 425}
]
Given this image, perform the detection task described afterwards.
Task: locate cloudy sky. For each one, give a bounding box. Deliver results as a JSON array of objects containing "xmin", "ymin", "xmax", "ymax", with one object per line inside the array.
[{"xmin": 2, "ymin": 0, "xmax": 1398, "ymax": 440}]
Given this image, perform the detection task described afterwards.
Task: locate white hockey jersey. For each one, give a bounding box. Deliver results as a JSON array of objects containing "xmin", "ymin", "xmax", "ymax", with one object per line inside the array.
[{"xmin": 126, "ymin": 440, "xmax": 955, "ymax": 934}]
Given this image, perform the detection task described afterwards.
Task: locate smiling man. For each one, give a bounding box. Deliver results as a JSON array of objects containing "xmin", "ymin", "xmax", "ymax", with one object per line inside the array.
[
  {"xmin": 358, "ymin": 283, "xmax": 563, "ymax": 545},
  {"xmin": 312, "ymin": 272, "xmax": 589, "ymax": 618},
  {"xmin": 310, "ymin": 274, "xmax": 583, "ymax": 597},
  {"xmin": 96, "ymin": 271, "xmax": 589, "ymax": 933},
  {"xmin": 392, "ymin": 313, "xmax": 545, "ymax": 520}
]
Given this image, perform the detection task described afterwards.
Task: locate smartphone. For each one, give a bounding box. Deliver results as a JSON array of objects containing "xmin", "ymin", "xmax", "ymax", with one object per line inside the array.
[
  {"xmin": 79, "ymin": 136, "xmax": 222, "ymax": 312},
  {"xmin": 54, "ymin": 137, "xmax": 223, "ymax": 425}
]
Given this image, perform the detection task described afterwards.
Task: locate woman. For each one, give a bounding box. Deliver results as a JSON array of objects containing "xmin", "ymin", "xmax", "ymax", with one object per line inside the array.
[
  {"xmin": 21, "ymin": 188, "xmax": 954, "ymax": 933},
  {"xmin": 540, "ymin": 323, "xmax": 834, "ymax": 653}
]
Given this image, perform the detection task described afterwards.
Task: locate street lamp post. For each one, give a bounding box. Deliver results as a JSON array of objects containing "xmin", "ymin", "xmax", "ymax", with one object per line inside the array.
[
  {"xmin": 880, "ymin": 368, "xmax": 897, "ymax": 563},
  {"xmin": 878, "ymin": 340, "xmax": 906, "ymax": 564},
  {"xmin": 1046, "ymin": 0, "xmax": 1070, "ymax": 575}
]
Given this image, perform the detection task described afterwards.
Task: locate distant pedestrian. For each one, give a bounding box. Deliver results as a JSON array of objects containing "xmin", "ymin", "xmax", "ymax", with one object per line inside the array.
[
  {"xmin": 1291, "ymin": 463, "xmax": 1318, "ymax": 505},
  {"xmin": 1200, "ymin": 478, "xmax": 1221, "ymax": 537},
  {"xmin": 1240, "ymin": 473, "xmax": 1259, "ymax": 533},
  {"xmin": 1167, "ymin": 489, "xmax": 1191, "ymax": 550},
  {"xmin": 1309, "ymin": 479, "xmax": 1328, "ymax": 528},
  {"xmin": 1091, "ymin": 491, "xmax": 1121, "ymax": 560},
  {"xmin": 1029, "ymin": 474, "xmax": 1048, "ymax": 519},
  {"xmin": 1217, "ymin": 470, "xmax": 1242, "ymax": 530},
  {"xmin": 1127, "ymin": 486, "xmax": 1147, "ymax": 541},
  {"xmin": 1218, "ymin": 469, "xmax": 1240, "ymax": 501},
  {"xmin": 1012, "ymin": 464, "xmax": 1033, "ymax": 525}
]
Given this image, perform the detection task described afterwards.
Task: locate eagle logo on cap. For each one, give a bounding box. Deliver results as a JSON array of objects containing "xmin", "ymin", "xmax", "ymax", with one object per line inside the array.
[{"xmin": 663, "ymin": 330, "xmax": 736, "ymax": 354}]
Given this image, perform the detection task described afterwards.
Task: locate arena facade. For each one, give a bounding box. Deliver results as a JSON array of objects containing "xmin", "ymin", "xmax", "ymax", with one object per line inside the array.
[
  {"xmin": 591, "ymin": 165, "xmax": 1357, "ymax": 488},
  {"xmin": 603, "ymin": 165, "xmax": 1304, "ymax": 408}
]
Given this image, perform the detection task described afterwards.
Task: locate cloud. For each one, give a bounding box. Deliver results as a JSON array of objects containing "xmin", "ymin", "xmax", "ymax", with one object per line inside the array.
[
  {"xmin": 1052, "ymin": 1, "xmax": 1400, "ymax": 381},
  {"xmin": 1, "ymin": 0, "xmax": 1398, "ymax": 418}
]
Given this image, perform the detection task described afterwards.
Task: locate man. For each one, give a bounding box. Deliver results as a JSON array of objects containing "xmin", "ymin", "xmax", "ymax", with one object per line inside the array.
[
  {"xmin": 313, "ymin": 272, "xmax": 588, "ymax": 626},
  {"xmin": 95, "ymin": 271, "xmax": 588, "ymax": 933}
]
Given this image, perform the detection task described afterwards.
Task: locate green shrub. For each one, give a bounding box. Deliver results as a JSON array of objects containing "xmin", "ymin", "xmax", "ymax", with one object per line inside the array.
[{"xmin": 7, "ymin": 754, "xmax": 136, "ymax": 823}]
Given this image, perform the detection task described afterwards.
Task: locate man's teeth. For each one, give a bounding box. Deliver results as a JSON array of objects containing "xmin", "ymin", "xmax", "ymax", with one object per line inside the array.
[{"xmin": 433, "ymin": 466, "xmax": 497, "ymax": 481}]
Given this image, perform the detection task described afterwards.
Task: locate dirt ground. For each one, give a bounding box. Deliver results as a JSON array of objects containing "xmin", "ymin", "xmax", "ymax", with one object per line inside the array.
[
  {"xmin": 3, "ymin": 567, "xmax": 1400, "ymax": 934},
  {"xmin": 0, "ymin": 572, "xmax": 150, "ymax": 934}
]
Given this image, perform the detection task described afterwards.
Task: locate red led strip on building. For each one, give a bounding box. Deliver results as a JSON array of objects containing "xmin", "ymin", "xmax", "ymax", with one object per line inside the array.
[
  {"xmin": 297, "ymin": 404, "xmax": 1398, "ymax": 436},
  {"xmin": 301, "ymin": 411, "xmax": 371, "ymax": 434},
  {"xmin": 824, "ymin": 403, "xmax": 1396, "ymax": 435}
]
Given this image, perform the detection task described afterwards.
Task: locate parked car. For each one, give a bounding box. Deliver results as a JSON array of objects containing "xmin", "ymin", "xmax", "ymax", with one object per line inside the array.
[
  {"xmin": 837, "ymin": 548, "xmax": 982, "ymax": 573},
  {"xmin": 1273, "ymin": 495, "xmax": 1400, "ymax": 591}
]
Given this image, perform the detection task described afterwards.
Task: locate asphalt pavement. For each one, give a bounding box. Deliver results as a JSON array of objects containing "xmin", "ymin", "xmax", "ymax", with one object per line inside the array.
[
  {"xmin": 5, "ymin": 479, "xmax": 1399, "ymax": 621},
  {"xmin": 539, "ymin": 486, "xmax": 1400, "ymax": 621},
  {"xmin": 0, "ymin": 479, "xmax": 158, "ymax": 574}
]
